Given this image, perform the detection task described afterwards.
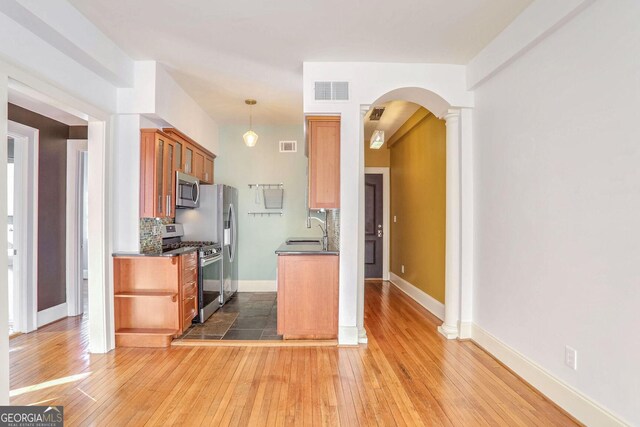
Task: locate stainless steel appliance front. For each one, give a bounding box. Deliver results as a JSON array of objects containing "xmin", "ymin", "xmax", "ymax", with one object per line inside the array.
[
  {"xmin": 176, "ymin": 171, "xmax": 200, "ymax": 208},
  {"xmin": 199, "ymin": 250, "xmax": 223, "ymax": 322}
]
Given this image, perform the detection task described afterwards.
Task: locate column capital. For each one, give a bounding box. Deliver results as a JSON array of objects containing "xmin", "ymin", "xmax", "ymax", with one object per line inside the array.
[
  {"xmin": 360, "ymin": 104, "xmax": 372, "ymax": 118},
  {"xmin": 442, "ymin": 108, "xmax": 461, "ymax": 122}
]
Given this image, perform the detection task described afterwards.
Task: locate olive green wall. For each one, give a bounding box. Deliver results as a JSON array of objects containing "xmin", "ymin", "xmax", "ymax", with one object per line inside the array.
[{"xmin": 390, "ymin": 110, "xmax": 446, "ymax": 303}]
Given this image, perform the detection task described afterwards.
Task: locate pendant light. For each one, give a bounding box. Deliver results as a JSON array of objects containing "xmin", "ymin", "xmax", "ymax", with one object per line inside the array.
[{"xmin": 243, "ymin": 99, "xmax": 258, "ymax": 147}]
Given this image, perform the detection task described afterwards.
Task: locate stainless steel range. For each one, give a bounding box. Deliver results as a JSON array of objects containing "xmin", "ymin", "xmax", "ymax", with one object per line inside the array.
[{"xmin": 162, "ymin": 224, "xmax": 223, "ymax": 323}]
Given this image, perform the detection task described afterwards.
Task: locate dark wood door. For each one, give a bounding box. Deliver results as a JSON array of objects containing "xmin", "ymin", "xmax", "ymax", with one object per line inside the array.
[{"xmin": 365, "ymin": 174, "xmax": 383, "ymax": 278}]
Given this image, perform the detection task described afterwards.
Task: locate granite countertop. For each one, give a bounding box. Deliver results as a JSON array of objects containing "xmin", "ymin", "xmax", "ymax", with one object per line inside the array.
[
  {"xmin": 275, "ymin": 237, "xmax": 339, "ymax": 256},
  {"xmin": 112, "ymin": 247, "xmax": 199, "ymax": 258}
]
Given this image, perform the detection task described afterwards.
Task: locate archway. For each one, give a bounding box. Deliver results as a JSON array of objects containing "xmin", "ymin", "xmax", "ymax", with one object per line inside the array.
[{"xmin": 358, "ymin": 86, "xmax": 463, "ymax": 341}]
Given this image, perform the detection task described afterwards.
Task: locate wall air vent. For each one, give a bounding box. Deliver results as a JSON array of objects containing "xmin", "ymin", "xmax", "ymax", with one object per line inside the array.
[
  {"xmin": 279, "ymin": 140, "xmax": 297, "ymax": 153},
  {"xmin": 369, "ymin": 107, "xmax": 385, "ymax": 121},
  {"xmin": 314, "ymin": 81, "xmax": 349, "ymax": 101}
]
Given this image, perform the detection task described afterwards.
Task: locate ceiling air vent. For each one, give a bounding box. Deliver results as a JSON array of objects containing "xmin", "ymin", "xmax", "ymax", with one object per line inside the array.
[
  {"xmin": 369, "ymin": 107, "xmax": 385, "ymax": 121},
  {"xmin": 279, "ymin": 140, "xmax": 297, "ymax": 153},
  {"xmin": 314, "ymin": 81, "xmax": 349, "ymax": 101}
]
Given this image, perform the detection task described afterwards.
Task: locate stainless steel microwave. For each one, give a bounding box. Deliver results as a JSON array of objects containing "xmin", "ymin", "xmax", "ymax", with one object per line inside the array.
[{"xmin": 176, "ymin": 171, "xmax": 200, "ymax": 208}]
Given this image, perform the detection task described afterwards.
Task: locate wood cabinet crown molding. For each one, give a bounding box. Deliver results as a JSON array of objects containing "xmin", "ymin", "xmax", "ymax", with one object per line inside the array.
[{"xmin": 162, "ymin": 127, "xmax": 216, "ymax": 159}]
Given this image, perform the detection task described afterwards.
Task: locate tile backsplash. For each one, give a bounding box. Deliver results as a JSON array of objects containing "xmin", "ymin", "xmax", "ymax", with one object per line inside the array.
[
  {"xmin": 139, "ymin": 217, "xmax": 174, "ymax": 253},
  {"xmin": 326, "ymin": 209, "xmax": 340, "ymax": 251}
]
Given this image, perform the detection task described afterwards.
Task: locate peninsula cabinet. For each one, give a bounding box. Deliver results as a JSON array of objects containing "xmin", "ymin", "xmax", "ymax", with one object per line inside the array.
[
  {"xmin": 307, "ymin": 116, "xmax": 340, "ymax": 209},
  {"xmin": 113, "ymin": 252, "xmax": 198, "ymax": 347},
  {"xmin": 140, "ymin": 129, "xmax": 177, "ymax": 218},
  {"xmin": 277, "ymin": 255, "xmax": 339, "ymax": 339}
]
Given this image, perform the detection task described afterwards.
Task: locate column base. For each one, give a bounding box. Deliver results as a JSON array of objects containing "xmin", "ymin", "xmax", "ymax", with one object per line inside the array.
[
  {"xmin": 438, "ymin": 324, "xmax": 459, "ymax": 340},
  {"xmin": 358, "ymin": 327, "xmax": 368, "ymax": 344}
]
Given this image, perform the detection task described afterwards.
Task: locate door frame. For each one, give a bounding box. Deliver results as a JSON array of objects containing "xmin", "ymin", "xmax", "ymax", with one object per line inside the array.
[
  {"xmin": 66, "ymin": 139, "xmax": 88, "ymax": 316},
  {"xmin": 364, "ymin": 167, "xmax": 390, "ymax": 280},
  {"xmin": 7, "ymin": 121, "xmax": 39, "ymax": 334}
]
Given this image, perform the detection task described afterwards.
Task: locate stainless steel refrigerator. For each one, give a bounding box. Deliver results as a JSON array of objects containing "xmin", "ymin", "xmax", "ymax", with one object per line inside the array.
[
  {"xmin": 219, "ymin": 185, "xmax": 238, "ymax": 304},
  {"xmin": 176, "ymin": 183, "xmax": 238, "ymax": 307}
]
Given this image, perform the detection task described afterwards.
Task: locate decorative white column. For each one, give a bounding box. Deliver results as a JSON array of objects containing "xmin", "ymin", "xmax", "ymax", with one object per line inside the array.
[{"xmin": 438, "ymin": 109, "xmax": 462, "ymax": 340}]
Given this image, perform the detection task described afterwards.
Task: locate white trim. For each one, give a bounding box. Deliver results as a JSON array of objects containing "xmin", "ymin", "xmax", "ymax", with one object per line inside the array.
[
  {"xmin": 237, "ymin": 280, "xmax": 277, "ymax": 292},
  {"xmin": 458, "ymin": 321, "xmax": 473, "ymax": 340},
  {"xmin": 364, "ymin": 167, "xmax": 390, "ymax": 281},
  {"xmin": 338, "ymin": 326, "xmax": 359, "ymax": 346},
  {"xmin": 7, "ymin": 121, "xmax": 39, "ymax": 334},
  {"xmin": 1, "ymin": 73, "xmax": 10, "ymax": 405},
  {"xmin": 66, "ymin": 139, "xmax": 88, "ymax": 317},
  {"xmin": 87, "ymin": 120, "xmax": 114, "ymax": 354},
  {"xmin": 37, "ymin": 303, "xmax": 68, "ymax": 328},
  {"xmin": 470, "ymin": 324, "xmax": 628, "ymax": 427},
  {"xmin": 389, "ymin": 272, "xmax": 445, "ymax": 321}
]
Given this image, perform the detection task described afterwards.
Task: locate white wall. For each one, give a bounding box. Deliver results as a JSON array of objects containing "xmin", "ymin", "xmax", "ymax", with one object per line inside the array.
[
  {"xmin": 472, "ymin": 0, "xmax": 640, "ymax": 424},
  {"xmin": 303, "ymin": 62, "xmax": 474, "ymax": 344}
]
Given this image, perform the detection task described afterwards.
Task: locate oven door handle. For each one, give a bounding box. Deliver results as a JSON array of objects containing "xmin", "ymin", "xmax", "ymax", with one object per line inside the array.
[{"xmin": 200, "ymin": 254, "xmax": 222, "ymax": 267}]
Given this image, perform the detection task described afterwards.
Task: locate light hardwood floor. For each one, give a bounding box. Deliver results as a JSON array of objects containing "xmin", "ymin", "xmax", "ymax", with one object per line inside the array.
[{"xmin": 9, "ymin": 281, "xmax": 579, "ymax": 426}]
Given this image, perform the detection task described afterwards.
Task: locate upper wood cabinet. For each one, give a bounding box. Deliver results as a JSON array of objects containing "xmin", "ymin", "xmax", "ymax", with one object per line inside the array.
[
  {"xmin": 163, "ymin": 128, "xmax": 216, "ymax": 185},
  {"xmin": 193, "ymin": 150, "xmax": 205, "ymax": 181},
  {"xmin": 203, "ymin": 156, "xmax": 214, "ymax": 185},
  {"xmin": 140, "ymin": 129, "xmax": 177, "ymax": 218},
  {"xmin": 307, "ymin": 116, "xmax": 340, "ymax": 209}
]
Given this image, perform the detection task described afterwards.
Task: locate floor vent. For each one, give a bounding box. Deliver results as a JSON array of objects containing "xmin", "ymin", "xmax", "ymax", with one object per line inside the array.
[
  {"xmin": 314, "ymin": 81, "xmax": 349, "ymax": 101},
  {"xmin": 279, "ymin": 140, "xmax": 297, "ymax": 153}
]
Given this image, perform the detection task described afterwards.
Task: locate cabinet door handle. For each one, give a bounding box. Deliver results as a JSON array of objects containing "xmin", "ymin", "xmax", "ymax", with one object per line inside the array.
[
  {"xmin": 158, "ymin": 195, "xmax": 163, "ymax": 214},
  {"xmin": 166, "ymin": 195, "xmax": 171, "ymax": 217}
]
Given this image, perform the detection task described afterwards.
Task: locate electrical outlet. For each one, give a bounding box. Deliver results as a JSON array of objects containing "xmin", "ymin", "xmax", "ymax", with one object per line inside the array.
[
  {"xmin": 401, "ymin": 265, "xmax": 405, "ymax": 274},
  {"xmin": 153, "ymin": 225, "xmax": 159, "ymax": 234},
  {"xmin": 565, "ymin": 346, "xmax": 577, "ymax": 370},
  {"xmin": 393, "ymin": 215, "xmax": 397, "ymax": 223}
]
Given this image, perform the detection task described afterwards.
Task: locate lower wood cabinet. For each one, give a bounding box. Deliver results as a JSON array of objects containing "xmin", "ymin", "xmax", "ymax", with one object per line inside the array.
[
  {"xmin": 113, "ymin": 253, "xmax": 198, "ymax": 347},
  {"xmin": 277, "ymin": 255, "xmax": 339, "ymax": 339}
]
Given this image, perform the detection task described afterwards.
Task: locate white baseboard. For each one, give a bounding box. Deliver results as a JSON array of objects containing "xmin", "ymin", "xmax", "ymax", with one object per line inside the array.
[
  {"xmin": 459, "ymin": 321, "xmax": 473, "ymax": 339},
  {"xmin": 339, "ymin": 326, "xmax": 359, "ymax": 346},
  {"xmin": 237, "ymin": 280, "xmax": 277, "ymax": 292},
  {"xmin": 358, "ymin": 327, "xmax": 368, "ymax": 344},
  {"xmin": 37, "ymin": 303, "xmax": 68, "ymax": 327},
  {"xmin": 470, "ymin": 324, "xmax": 628, "ymax": 427},
  {"xmin": 388, "ymin": 272, "xmax": 445, "ymax": 320}
]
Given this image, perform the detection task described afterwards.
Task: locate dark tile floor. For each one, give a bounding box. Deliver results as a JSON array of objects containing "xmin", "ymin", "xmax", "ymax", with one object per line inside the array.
[{"xmin": 179, "ymin": 292, "xmax": 281, "ymax": 341}]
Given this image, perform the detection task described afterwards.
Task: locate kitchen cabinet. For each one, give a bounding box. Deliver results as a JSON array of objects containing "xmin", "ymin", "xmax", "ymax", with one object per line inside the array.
[
  {"xmin": 203, "ymin": 156, "xmax": 214, "ymax": 184},
  {"xmin": 163, "ymin": 128, "xmax": 216, "ymax": 185},
  {"xmin": 113, "ymin": 253, "xmax": 198, "ymax": 347},
  {"xmin": 307, "ymin": 116, "xmax": 340, "ymax": 209},
  {"xmin": 277, "ymin": 254, "xmax": 339, "ymax": 339},
  {"xmin": 180, "ymin": 252, "xmax": 198, "ymax": 331},
  {"xmin": 193, "ymin": 150, "xmax": 205, "ymax": 181},
  {"xmin": 184, "ymin": 145, "xmax": 194, "ymax": 174},
  {"xmin": 140, "ymin": 129, "xmax": 178, "ymax": 218}
]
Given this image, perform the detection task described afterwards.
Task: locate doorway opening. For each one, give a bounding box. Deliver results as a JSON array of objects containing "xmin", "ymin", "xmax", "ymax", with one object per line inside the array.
[{"xmin": 362, "ymin": 99, "xmax": 447, "ymax": 321}]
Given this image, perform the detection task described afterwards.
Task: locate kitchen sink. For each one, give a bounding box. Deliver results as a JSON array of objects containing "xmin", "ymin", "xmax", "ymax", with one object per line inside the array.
[{"xmin": 286, "ymin": 238, "xmax": 322, "ymax": 245}]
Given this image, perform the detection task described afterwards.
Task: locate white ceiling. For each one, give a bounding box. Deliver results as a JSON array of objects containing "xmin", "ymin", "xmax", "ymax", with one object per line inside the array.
[
  {"xmin": 364, "ymin": 101, "xmax": 421, "ymax": 146},
  {"xmin": 68, "ymin": 0, "xmax": 532, "ymax": 125}
]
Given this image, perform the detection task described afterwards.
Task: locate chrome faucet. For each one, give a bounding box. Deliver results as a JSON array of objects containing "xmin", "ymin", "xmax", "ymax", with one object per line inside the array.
[{"xmin": 307, "ymin": 210, "xmax": 328, "ymax": 250}]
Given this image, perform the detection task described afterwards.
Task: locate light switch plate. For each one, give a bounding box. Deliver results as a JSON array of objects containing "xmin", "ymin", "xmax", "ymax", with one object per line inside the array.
[{"xmin": 565, "ymin": 346, "xmax": 577, "ymax": 370}]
